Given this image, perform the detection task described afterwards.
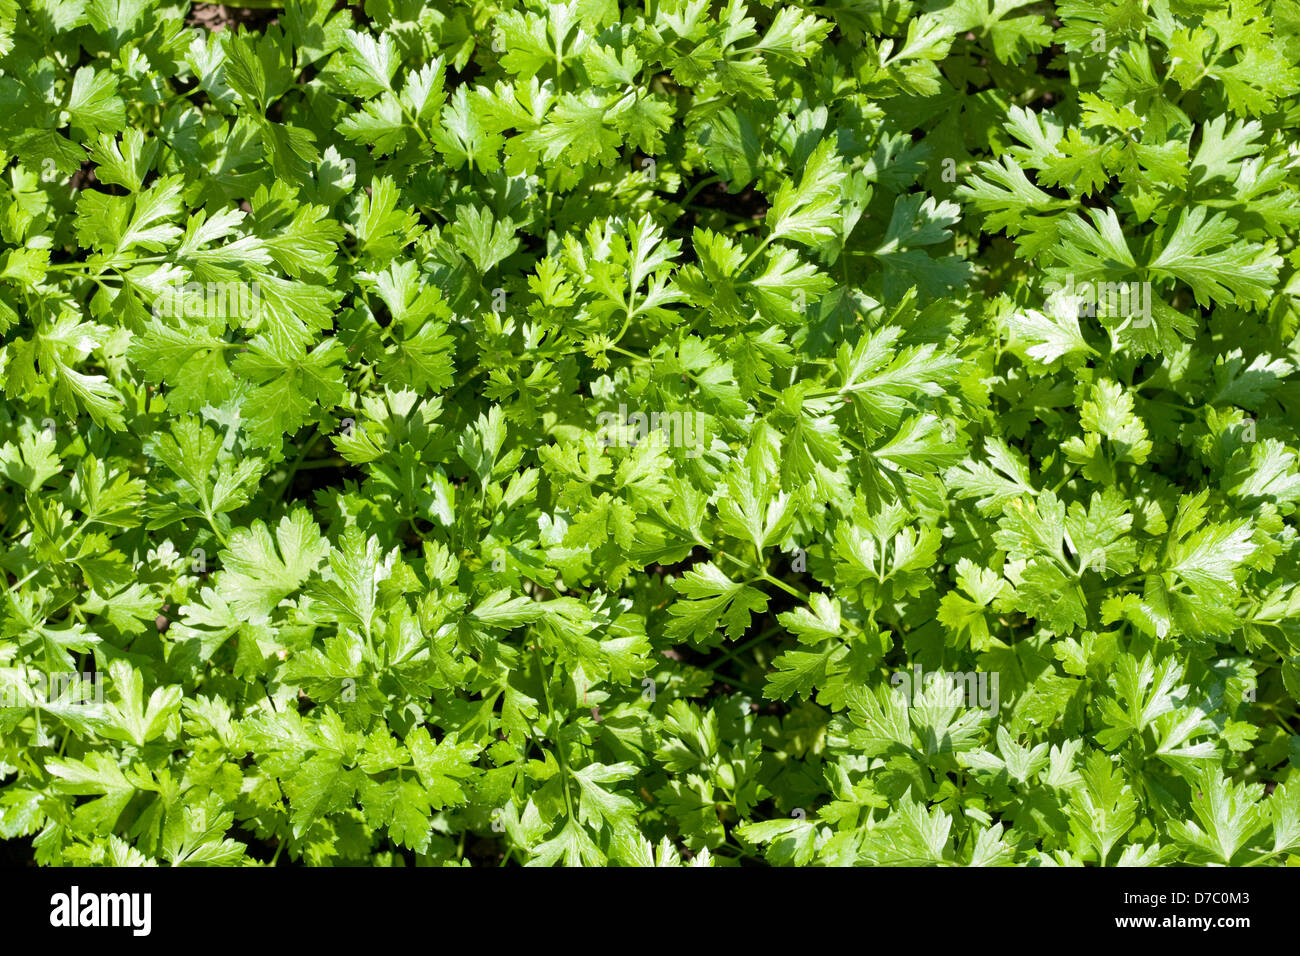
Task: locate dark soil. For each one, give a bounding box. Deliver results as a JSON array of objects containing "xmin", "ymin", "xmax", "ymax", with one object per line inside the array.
[
  {"xmin": 687, "ymin": 179, "xmax": 769, "ymax": 222},
  {"xmin": 186, "ymin": 3, "xmax": 279, "ymax": 32},
  {"xmin": 0, "ymin": 838, "xmax": 34, "ymax": 867}
]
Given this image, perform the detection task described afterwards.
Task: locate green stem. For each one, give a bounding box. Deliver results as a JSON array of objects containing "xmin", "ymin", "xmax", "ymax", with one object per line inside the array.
[
  {"xmin": 758, "ymin": 572, "xmax": 808, "ymax": 600},
  {"xmin": 275, "ymin": 428, "xmax": 320, "ymax": 502},
  {"xmin": 679, "ymin": 175, "xmax": 721, "ymax": 207},
  {"xmin": 533, "ymin": 644, "xmax": 576, "ymax": 825},
  {"xmin": 739, "ymin": 234, "xmax": 774, "ymax": 274},
  {"xmin": 711, "ymin": 672, "xmax": 769, "ymax": 697},
  {"xmin": 698, "ymin": 625, "xmax": 781, "ymax": 675}
]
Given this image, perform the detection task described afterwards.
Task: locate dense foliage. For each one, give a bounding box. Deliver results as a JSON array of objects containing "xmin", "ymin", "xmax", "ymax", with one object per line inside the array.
[{"xmin": 3, "ymin": 0, "xmax": 1300, "ymax": 867}]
